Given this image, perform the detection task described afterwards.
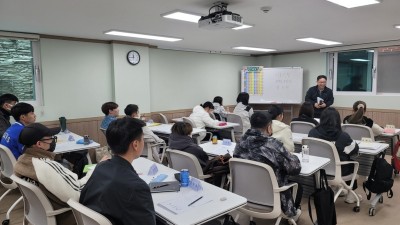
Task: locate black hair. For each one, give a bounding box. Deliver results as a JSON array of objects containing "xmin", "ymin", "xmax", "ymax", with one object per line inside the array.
[
  {"xmin": 124, "ymin": 104, "xmax": 139, "ymax": 116},
  {"xmin": 171, "ymin": 122, "xmax": 193, "ymax": 136},
  {"xmin": 347, "ymin": 100, "xmax": 367, "ymax": 124},
  {"xmin": 201, "ymin": 101, "xmax": 214, "ymax": 109},
  {"xmin": 236, "ymin": 92, "xmax": 249, "ymax": 105},
  {"xmin": 0, "ymin": 93, "xmax": 19, "ymax": 106},
  {"xmin": 299, "ymin": 102, "xmax": 314, "ymax": 118},
  {"xmin": 250, "ymin": 111, "xmax": 272, "ymax": 129},
  {"xmin": 101, "ymin": 102, "xmax": 118, "ymax": 115},
  {"xmin": 268, "ymin": 105, "xmax": 283, "ymax": 120},
  {"xmin": 106, "ymin": 117, "xmax": 145, "ymax": 155},
  {"xmin": 213, "ymin": 96, "xmax": 223, "ymax": 105},
  {"xmin": 11, "ymin": 103, "xmax": 34, "ymax": 121},
  {"xmin": 319, "ymin": 107, "xmax": 341, "ymax": 131},
  {"xmin": 317, "ymin": 75, "xmax": 327, "ymax": 81}
]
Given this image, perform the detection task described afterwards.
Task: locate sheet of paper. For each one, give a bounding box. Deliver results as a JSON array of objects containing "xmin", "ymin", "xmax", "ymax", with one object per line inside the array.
[{"xmin": 157, "ymin": 191, "xmax": 212, "ymax": 214}]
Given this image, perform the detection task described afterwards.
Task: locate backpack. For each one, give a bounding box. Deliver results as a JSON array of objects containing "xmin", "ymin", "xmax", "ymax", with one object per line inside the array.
[
  {"xmin": 363, "ymin": 154, "xmax": 394, "ymax": 200},
  {"xmin": 392, "ymin": 140, "xmax": 400, "ymax": 172},
  {"xmin": 203, "ymin": 154, "xmax": 231, "ymax": 187}
]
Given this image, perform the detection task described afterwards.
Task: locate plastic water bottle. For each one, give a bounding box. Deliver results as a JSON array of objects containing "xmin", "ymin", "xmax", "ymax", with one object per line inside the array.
[{"xmin": 302, "ymin": 145, "xmax": 309, "ymax": 163}]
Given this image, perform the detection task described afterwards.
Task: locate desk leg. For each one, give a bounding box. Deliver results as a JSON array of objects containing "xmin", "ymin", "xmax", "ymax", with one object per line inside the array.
[
  {"xmin": 86, "ymin": 151, "xmax": 92, "ymax": 164},
  {"xmin": 230, "ymin": 128, "xmax": 236, "ymax": 143}
]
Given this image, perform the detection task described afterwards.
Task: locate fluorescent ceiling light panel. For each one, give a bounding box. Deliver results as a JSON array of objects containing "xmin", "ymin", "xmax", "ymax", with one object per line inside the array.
[
  {"xmin": 326, "ymin": 0, "xmax": 380, "ymax": 8},
  {"xmin": 296, "ymin": 38, "xmax": 342, "ymax": 46},
  {"xmin": 162, "ymin": 11, "xmax": 201, "ymax": 23},
  {"xmin": 233, "ymin": 47, "xmax": 276, "ymax": 52},
  {"xmin": 105, "ymin": 31, "xmax": 182, "ymax": 42},
  {"xmin": 350, "ymin": 59, "xmax": 370, "ymax": 62},
  {"xmin": 232, "ymin": 24, "xmax": 253, "ymax": 30},
  {"xmin": 395, "ymin": 25, "xmax": 400, "ymax": 29}
]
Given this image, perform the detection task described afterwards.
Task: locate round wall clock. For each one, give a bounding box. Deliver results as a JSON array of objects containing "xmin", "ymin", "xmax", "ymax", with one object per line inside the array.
[{"xmin": 127, "ymin": 50, "xmax": 140, "ymax": 65}]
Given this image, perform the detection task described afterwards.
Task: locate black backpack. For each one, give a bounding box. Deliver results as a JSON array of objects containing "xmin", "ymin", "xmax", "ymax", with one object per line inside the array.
[{"xmin": 363, "ymin": 154, "xmax": 394, "ymax": 200}]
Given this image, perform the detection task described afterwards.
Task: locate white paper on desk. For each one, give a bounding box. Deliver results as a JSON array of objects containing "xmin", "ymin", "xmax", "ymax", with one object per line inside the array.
[
  {"xmin": 357, "ymin": 141, "xmax": 381, "ymax": 150},
  {"xmin": 157, "ymin": 192, "xmax": 212, "ymax": 214}
]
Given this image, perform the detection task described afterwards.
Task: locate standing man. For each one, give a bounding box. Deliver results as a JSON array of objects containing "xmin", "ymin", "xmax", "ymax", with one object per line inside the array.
[
  {"xmin": 305, "ymin": 75, "xmax": 334, "ymax": 118},
  {"xmin": 1, "ymin": 103, "xmax": 36, "ymax": 159},
  {"xmin": 0, "ymin": 93, "xmax": 19, "ymax": 137}
]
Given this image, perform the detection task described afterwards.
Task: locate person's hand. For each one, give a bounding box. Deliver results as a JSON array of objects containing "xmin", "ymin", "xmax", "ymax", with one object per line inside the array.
[
  {"xmin": 320, "ymin": 103, "xmax": 327, "ymax": 108},
  {"xmin": 314, "ymin": 103, "xmax": 320, "ymax": 109},
  {"xmin": 100, "ymin": 155, "xmax": 111, "ymax": 162}
]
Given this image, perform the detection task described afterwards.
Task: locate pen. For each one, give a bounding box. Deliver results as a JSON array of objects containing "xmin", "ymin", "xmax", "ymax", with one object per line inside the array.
[
  {"xmin": 152, "ymin": 184, "xmax": 169, "ymax": 189},
  {"xmin": 188, "ymin": 196, "xmax": 203, "ymax": 206}
]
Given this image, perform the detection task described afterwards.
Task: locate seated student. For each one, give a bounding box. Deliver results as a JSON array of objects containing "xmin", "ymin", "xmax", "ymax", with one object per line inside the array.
[
  {"xmin": 343, "ymin": 100, "xmax": 383, "ymax": 136},
  {"xmin": 1, "ymin": 103, "xmax": 36, "ymax": 159},
  {"xmin": 234, "ymin": 111, "xmax": 302, "ymax": 221},
  {"xmin": 268, "ymin": 105, "xmax": 295, "ymax": 153},
  {"xmin": 233, "ymin": 92, "xmax": 253, "ymax": 133},
  {"xmin": 15, "ymin": 123, "xmax": 81, "ymax": 225},
  {"xmin": 0, "ymin": 93, "xmax": 19, "ymax": 137},
  {"xmin": 80, "ymin": 117, "xmax": 156, "ymax": 225},
  {"xmin": 212, "ymin": 96, "xmax": 228, "ymax": 121},
  {"xmin": 125, "ymin": 104, "xmax": 165, "ymax": 162},
  {"xmin": 169, "ymin": 122, "xmax": 209, "ymax": 168},
  {"xmin": 291, "ymin": 102, "xmax": 319, "ymax": 126},
  {"xmin": 100, "ymin": 101, "xmax": 119, "ymax": 130},
  {"xmin": 189, "ymin": 101, "xmax": 220, "ymax": 140},
  {"xmin": 308, "ymin": 107, "xmax": 362, "ymax": 204}
]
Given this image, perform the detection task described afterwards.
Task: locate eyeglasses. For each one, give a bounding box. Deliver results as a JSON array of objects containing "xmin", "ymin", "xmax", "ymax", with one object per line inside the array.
[{"xmin": 40, "ymin": 136, "xmax": 58, "ymax": 143}]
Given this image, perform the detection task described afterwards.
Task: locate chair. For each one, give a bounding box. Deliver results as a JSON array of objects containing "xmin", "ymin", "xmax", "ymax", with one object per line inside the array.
[
  {"xmin": 0, "ymin": 144, "xmax": 23, "ymax": 225},
  {"xmin": 67, "ymin": 199, "xmax": 112, "ymax": 225},
  {"xmin": 158, "ymin": 113, "xmax": 169, "ymax": 124},
  {"xmin": 290, "ymin": 121, "xmax": 315, "ymax": 134},
  {"xmin": 342, "ymin": 124, "xmax": 375, "ymax": 141},
  {"xmin": 10, "ymin": 174, "xmax": 71, "ymax": 225},
  {"xmin": 213, "ymin": 113, "xmax": 223, "ymax": 121},
  {"xmin": 165, "ymin": 149, "xmax": 211, "ymax": 180},
  {"xmin": 226, "ymin": 113, "xmax": 244, "ymax": 142},
  {"xmin": 302, "ymin": 137, "xmax": 360, "ymax": 211},
  {"xmin": 229, "ymin": 158, "xmax": 298, "ymax": 225},
  {"xmin": 143, "ymin": 138, "xmax": 167, "ymax": 164},
  {"xmin": 182, "ymin": 117, "xmax": 212, "ymax": 144}
]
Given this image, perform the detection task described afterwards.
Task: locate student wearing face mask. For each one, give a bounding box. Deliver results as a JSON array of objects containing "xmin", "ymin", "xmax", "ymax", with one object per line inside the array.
[
  {"xmin": 14, "ymin": 123, "xmax": 106, "ymax": 225},
  {"xmin": 0, "ymin": 93, "xmax": 19, "ymax": 137},
  {"xmin": 234, "ymin": 111, "xmax": 302, "ymax": 222}
]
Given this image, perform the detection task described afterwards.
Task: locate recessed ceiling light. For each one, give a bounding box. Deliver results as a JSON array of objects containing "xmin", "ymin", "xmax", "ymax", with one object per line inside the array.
[
  {"xmin": 350, "ymin": 59, "xmax": 370, "ymax": 62},
  {"xmin": 232, "ymin": 24, "xmax": 253, "ymax": 30},
  {"xmin": 232, "ymin": 47, "xmax": 276, "ymax": 52},
  {"xmin": 326, "ymin": 0, "xmax": 380, "ymax": 8},
  {"xmin": 394, "ymin": 25, "xmax": 400, "ymax": 29},
  {"xmin": 105, "ymin": 30, "xmax": 182, "ymax": 42},
  {"xmin": 296, "ymin": 38, "xmax": 342, "ymax": 46},
  {"xmin": 161, "ymin": 11, "xmax": 202, "ymax": 23}
]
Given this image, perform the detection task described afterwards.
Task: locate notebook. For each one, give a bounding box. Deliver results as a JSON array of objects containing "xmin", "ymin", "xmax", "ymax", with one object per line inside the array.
[{"xmin": 149, "ymin": 181, "xmax": 181, "ymax": 193}]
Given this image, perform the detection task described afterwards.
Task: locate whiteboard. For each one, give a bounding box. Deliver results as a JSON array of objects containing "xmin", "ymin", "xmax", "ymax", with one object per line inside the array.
[{"xmin": 241, "ymin": 67, "xmax": 303, "ymax": 104}]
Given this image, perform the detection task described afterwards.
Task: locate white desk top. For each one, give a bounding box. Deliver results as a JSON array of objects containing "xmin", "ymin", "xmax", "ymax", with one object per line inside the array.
[
  {"xmin": 54, "ymin": 132, "xmax": 100, "ymax": 154},
  {"xmin": 148, "ymin": 124, "xmax": 205, "ymax": 135},
  {"xmin": 171, "ymin": 118, "xmax": 239, "ymax": 130},
  {"xmin": 380, "ymin": 128, "xmax": 400, "ymax": 137},
  {"xmin": 292, "ymin": 133, "xmax": 308, "ymax": 145},
  {"xmin": 356, "ymin": 141, "xmax": 389, "ymax": 155},
  {"xmin": 293, "ymin": 153, "xmax": 331, "ymax": 176},
  {"xmin": 132, "ymin": 157, "xmax": 247, "ymax": 225},
  {"xmin": 200, "ymin": 141, "xmax": 236, "ymax": 156}
]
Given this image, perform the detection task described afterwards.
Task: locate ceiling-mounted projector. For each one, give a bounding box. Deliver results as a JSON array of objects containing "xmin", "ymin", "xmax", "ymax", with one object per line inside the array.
[{"xmin": 198, "ymin": 2, "xmax": 243, "ymax": 29}]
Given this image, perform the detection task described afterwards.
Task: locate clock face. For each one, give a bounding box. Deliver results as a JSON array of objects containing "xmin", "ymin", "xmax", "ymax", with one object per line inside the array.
[{"xmin": 127, "ymin": 50, "xmax": 140, "ymax": 65}]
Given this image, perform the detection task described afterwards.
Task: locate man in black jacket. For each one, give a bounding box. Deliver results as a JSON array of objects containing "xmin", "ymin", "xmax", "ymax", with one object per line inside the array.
[
  {"xmin": 305, "ymin": 75, "xmax": 334, "ymax": 118},
  {"xmin": 0, "ymin": 93, "xmax": 18, "ymax": 137},
  {"xmin": 80, "ymin": 117, "xmax": 156, "ymax": 225}
]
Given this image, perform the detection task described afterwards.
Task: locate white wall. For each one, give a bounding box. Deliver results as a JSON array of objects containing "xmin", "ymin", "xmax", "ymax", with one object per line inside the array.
[
  {"xmin": 38, "ymin": 38, "xmax": 113, "ymax": 121},
  {"xmin": 149, "ymin": 49, "xmax": 254, "ymax": 111},
  {"xmin": 112, "ymin": 44, "xmax": 151, "ymax": 113}
]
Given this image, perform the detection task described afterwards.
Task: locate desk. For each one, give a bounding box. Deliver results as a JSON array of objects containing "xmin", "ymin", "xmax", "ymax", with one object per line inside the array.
[
  {"xmin": 171, "ymin": 118, "xmax": 183, "ymax": 123},
  {"xmin": 354, "ymin": 142, "xmax": 389, "ymax": 176},
  {"xmin": 292, "ymin": 133, "xmax": 308, "ymax": 145},
  {"xmin": 132, "ymin": 157, "xmax": 247, "ymax": 225},
  {"xmin": 54, "ymin": 132, "xmax": 100, "ymax": 154},
  {"xmin": 148, "ymin": 124, "xmax": 205, "ymax": 142},
  {"xmin": 293, "ymin": 153, "xmax": 331, "ymax": 176},
  {"xmin": 200, "ymin": 141, "xmax": 236, "ymax": 157}
]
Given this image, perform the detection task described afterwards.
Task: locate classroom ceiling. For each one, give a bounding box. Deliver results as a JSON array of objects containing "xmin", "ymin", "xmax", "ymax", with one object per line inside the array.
[{"xmin": 1, "ymin": 0, "xmax": 400, "ymax": 55}]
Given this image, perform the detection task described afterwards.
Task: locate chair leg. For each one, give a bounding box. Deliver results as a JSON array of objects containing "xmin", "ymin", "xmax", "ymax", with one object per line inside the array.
[
  {"xmin": 348, "ymin": 189, "xmax": 360, "ymax": 206},
  {"xmin": 274, "ymin": 216, "xmax": 283, "ymax": 225},
  {"xmin": 6, "ymin": 196, "xmax": 23, "ymax": 219},
  {"xmin": 0, "ymin": 189, "xmax": 12, "ymax": 202}
]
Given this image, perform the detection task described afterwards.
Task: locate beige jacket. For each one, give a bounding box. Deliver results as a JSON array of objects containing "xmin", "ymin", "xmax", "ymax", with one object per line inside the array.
[{"xmin": 271, "ymin": 120, "xmax": 295, "ymax": 153}]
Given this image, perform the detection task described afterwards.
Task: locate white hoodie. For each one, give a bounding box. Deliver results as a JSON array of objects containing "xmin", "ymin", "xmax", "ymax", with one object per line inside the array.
[
  {"xmin": 189, "ymin": 105, "xmax": 220, "ymax": 129},
  {"xmin": 271, "ymin": 120, "xmax": 295, "ymax": 153}
]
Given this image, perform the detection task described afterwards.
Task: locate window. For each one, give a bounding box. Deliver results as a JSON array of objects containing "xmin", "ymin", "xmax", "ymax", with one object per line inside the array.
[
  {"xmin": 0, "ymin": 37, "xmax": 42, "ymax": 105},
  {"xmin": 330, "ymin": 45, "xmax": 400, "ymax": 95}
]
